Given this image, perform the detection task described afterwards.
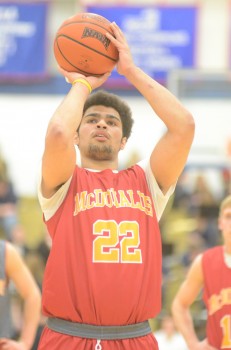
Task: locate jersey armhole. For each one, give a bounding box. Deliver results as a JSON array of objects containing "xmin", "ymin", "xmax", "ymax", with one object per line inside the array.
[{"xmin": 137, "ymin": 158, "xmax": 176, "ymax": 221}]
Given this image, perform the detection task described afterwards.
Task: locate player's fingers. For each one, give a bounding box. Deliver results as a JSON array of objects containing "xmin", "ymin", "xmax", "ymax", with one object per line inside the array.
[
  {"xmin": 100, "ymin": 71, "xmax": 112, "ymax": 81},
  {"xmin": 106, "ymin": 31, "xmax": 125, "ymax": 52},
  {"xmin": 110, "ymin": 21, "xmax": 123, "ymax": 35},
  {"xmin": 88, "ymin": 72, "xmax": 111, "ymax": 88},
  {"xmin": 57, "ymin": 65, "xmax": 68, "ymax": 75},
  {"xmin": 108, "ymin": 22, "xmax": 123, "ymax": 41},
  {"xmin": 58, "ymin": 66, "xmax": 85, "ymax": 81},
  {"xmin": 0, "ymin": 339, "xmax": 8, "ymax": 350}
]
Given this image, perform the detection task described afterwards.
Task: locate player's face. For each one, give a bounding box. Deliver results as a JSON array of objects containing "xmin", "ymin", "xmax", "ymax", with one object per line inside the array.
[
  {"xmin": 76, "ymin": 105, "xmax": 127, "ymax": 161},
  {"xmin": 219, "ymin": 206, "xmax": 231, "ymax": 246}
]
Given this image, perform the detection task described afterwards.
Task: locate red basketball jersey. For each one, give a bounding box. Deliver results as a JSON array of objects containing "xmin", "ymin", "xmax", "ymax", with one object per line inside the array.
[
  {"xmin": 42, "ymin": 164, "xmax": 162, "ymax": 326},
  {"xmin": 202, "ymin": 246, "xmax": 231, "ymax": 349}
]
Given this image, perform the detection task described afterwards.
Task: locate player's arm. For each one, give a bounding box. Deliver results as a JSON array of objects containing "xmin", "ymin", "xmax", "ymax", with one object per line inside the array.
[
  {"xmin": 137, "ymin": 72, "xmax": 194, "ymax": 194},
  {"xmin": 107, "ymin": 22, "xmax": 195, "ymax": 194},
  {"xmin": 4, "ymin": 242, "xmax": 41, "ymax": 350},
  {"xmin": 41, "ymin": 70, "xmax": 110, "ymax": 198},
  {"xmin": 41, "ymin": 76, "xmax": 89, "ymax": 198},
  {"xmin": 171, "ymin": 254, "xmax": 217, "ymax": 350},
  {"xmin": 171, "ymin": 254, "xmax": 203, "ymax": 348}
]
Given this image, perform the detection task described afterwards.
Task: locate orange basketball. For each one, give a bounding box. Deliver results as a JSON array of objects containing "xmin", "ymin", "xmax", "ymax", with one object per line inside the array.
[{"xmin": 54, "ymin": 12, "xmax": 119, "ymax": 76}]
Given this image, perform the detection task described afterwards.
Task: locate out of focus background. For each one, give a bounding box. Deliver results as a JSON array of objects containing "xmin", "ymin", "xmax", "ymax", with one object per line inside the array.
[{"xmin": 0, "ymin": 0, "xmax": 231, "ymax": 347}]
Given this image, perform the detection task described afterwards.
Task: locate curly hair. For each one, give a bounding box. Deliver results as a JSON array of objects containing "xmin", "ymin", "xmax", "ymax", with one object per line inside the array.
[{"xmin": 83, "ymin": 90, "xmax": 134, "ymax": 139}]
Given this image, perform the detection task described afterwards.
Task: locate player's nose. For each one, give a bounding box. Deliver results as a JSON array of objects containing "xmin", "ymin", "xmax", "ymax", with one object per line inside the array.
[{"xmin": 96, "ymin": 119, "xmax": 107, "ymax": 129}]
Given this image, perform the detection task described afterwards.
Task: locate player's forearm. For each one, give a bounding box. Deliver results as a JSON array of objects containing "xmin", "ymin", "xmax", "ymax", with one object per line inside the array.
[
  {"xmin": 124, "ymin": 65, "xmax": 194, "ymax": 133},
  {"xmin": 19, "ymin": 290, "xmax": 41, "ymax": 350},
  {"xmin": 172, "ymin": 301, "xmax": 199, "ymax": 349},
  {"xmin": 47, "ymin": 84, "xmax": 89, "ymax": 140}
]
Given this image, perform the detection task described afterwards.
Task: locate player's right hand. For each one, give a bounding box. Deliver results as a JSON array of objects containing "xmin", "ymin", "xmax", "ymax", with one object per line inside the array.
[
  {"xmin": 57, "ymin": 66, "xmax": 111, "ymax": 91},
  {"xmin": 190, "ymin": 339, "xmax": 218, "ymax": 350},
  {"xmin": 0, "ymin": 338, "xmax": 28, "ymax": 350}
]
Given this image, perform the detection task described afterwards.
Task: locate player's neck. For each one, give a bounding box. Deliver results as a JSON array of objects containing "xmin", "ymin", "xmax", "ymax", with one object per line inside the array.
[
  {"xmin": 224, "ymin": 246, "xmax": 231, "ymax": 268},
  {"xmin": 80, "ymin": 157, "xmax": 119, "ymax": 171},
  {"xmin": 223, "ymin": 245, "xmax": 231, "ymax": 255}
]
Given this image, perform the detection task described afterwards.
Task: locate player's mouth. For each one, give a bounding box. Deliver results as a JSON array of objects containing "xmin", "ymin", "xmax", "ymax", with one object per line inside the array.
[{"xmin": 93, "ymin": 132, "xmax": 109, "ymax": 141}]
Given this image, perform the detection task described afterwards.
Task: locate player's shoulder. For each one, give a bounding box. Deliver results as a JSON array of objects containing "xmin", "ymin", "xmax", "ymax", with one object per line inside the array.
[
  {"xmin": 191, "ymin": 253, "xmax": 203, "ymax": 269},
  {"xmin": 5, "ymin": 241, "xmax": 21, "ymax": 261},
  {"xmin": 202, "ymin": 245, "xmax": 222, "ymax": 258},
  {"xmin": 4, "ymin": 241, "xmax": 21, "ymax": 275}
]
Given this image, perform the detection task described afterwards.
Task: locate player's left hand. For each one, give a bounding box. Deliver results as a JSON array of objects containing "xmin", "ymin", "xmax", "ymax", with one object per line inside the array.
[{"xmin": 106, "ymin": 22, "xmax": 135, "ymax": 76}]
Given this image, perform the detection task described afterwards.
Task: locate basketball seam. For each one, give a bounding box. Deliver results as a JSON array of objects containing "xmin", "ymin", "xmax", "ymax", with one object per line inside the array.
[
  {"xmin": 59, "ymin": 20, "xmax": 114, "ymax": 35},
  {"xmin": 55, "ymin": 41, "xmax": 104, "ymax": 77},
  {"xmin": 56, "ymin": 34, "xmax": 117, "ymax": 62}
]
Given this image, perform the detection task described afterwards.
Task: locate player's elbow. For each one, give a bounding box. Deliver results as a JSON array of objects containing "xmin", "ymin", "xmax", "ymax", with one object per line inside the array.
[
  {"xmin": 28, "ymin": 283, "xmax": 42, "ymax": 312},
  {"xmin": 45, "ymin": 122, "xmax": 71, "ymax": 149},
  {"xmin": 181, "ymin": 111, "xmax": 195, "ymax": 139},
  {"xmin": 175, "ymin": 111, "xmax": 195, "ymax": 149},
  {"xmin": 171, "ymin": 295, "xmax": 184, "ymax": 317},
  {"xmin": 171, "ymin": 297, "xmax": 178, "ymax": 316}
]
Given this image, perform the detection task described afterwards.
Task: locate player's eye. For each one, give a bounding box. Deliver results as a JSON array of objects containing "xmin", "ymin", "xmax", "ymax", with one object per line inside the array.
[
  {"xmin": 107, "ymin": 120, "xmax": 116, "ymax": 126},
  {"xmin": 87, "ymin": 118, "xmax": 98, "ymax": 123}
]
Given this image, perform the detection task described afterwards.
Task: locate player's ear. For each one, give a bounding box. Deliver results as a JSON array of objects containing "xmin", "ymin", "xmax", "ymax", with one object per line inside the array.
[
  {"xmin": 74, "ymin": 132, "xmax": 79, "ymax": 145},
  {"xmin": 120, "ymin": 137, "xmax": 127, "ymax": 150}
]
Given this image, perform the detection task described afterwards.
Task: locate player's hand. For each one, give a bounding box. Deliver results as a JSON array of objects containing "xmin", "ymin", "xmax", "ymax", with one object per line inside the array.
[
  {"xmin": 106, "ymin": 22, "xmax": 135, "ymax": 76},
  {"xmin": 57, "ymin": 66, "xmax": 111, "ymax": 91},
  {"xmin": 0, "ymin": 338, "xmax": 29, "ymax": 350},
  {"xmin": 189, "ymin": 339, "xmax": 218, "ymax": 350}
]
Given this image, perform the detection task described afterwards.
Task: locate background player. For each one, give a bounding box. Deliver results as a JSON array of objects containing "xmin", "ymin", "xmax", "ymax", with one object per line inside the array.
[
  {"xmin": 0, "ymin": 240, "xmax": 41, "ymax": 350},
  {"xmin": 172, "ymin": 195, "xmax": 231, "ymax": 350}
]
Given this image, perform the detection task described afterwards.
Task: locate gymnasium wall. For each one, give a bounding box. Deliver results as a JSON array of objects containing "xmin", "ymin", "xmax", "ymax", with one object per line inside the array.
[
  {"xmin": 48, "ymin": 0, "xmax": 230, "ymax": 73},
  {"xmin": 0, "ymin": 0, "xmax": 231, "ymax": 196}
]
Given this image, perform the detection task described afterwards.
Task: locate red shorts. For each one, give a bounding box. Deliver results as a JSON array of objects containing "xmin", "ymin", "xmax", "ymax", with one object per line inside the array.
[{"xmin": 38, "ymin": 327, "xmax": 159, "ymax": 350}]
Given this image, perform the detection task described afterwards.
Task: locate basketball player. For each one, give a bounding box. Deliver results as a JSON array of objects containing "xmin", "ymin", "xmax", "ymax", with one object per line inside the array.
[
  {"xmin": 37, "ymin": 22, "xmax": 195, "ymax": 350},
  {"xmin": 172, "ymin": 195, "xmax": 231, "ymax": 350},
  {"xmin": 0, "ymin": 240, "xmax": 41, "ymax": 350}
]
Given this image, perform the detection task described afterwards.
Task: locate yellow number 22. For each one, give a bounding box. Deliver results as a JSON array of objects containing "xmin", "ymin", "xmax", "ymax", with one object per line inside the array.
[
  {"xmin": 221, "ymin": 315, "xmax": 231, "ymax": 348},
  {"xmin": 93, "ymin": 220, "xmax": 142, "ymax": 264}
]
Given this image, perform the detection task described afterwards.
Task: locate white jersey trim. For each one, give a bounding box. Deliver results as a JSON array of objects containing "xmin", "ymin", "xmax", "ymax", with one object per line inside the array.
[{"xmin": 137, "ymin": 158, "xmax": 175, "ymax": 221}]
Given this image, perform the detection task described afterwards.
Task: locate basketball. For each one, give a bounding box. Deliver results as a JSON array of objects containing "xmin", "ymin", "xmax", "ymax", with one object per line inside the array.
[{"xmin": 54, "ymin": 12, "xmax": 119, "ymax": 76}]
